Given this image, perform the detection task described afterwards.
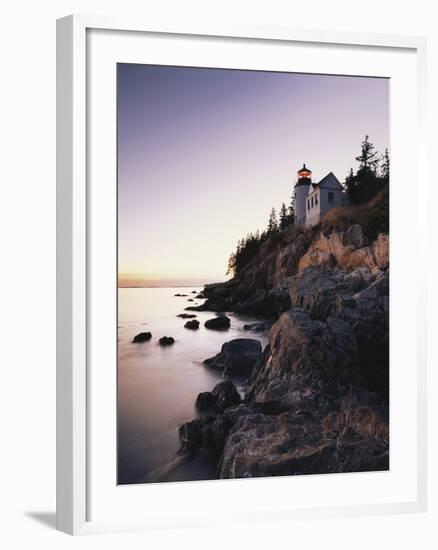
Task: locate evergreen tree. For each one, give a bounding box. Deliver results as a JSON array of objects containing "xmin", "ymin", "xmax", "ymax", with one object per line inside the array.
[
  {"xmin": 288, "ymin": 192, "xmax": 295, "ymax": 225},
  {"xmin": 267, "ymin": 207, "xmax": 278, "ymax": 234},
  {"xmin": 346, "ymin": 136, "xmax": 383, "ymax": 205},
  {"xmin": 279, "ymin": 203, "xmax": 288, "ymax": 230},
  {"xmin": 380, "ymin": 148, "xmax": 390, "ymax": 185},
  {"xmin": 226, "ymin": 251, "xmax": 236, "ymax": 276},
  {"xmin": 355, "ymin": 135, "xmax": 379, "ymax": 172}
]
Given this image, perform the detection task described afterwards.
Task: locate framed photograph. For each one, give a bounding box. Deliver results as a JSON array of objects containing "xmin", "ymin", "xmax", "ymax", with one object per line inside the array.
[{"xmin": 57, "ymin": 15, "xmax": 427, "ymax": 535}]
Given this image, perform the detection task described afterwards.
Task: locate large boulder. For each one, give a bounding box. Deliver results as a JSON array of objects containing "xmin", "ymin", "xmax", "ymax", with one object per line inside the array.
[
  {"xmin": 204, "ymin": 315, "xmax": 231, "ymax": 330},
  {"xmin": 132, "ymin": 332, "xmax": 152, "ymax": 343},
  {"xmin": 219, "ymin": 390, "xmax": 389, "ymax": 479},
  {"xmin": 203, "ymin": 338, "xmax": 262, "ymax": 379},
  {"xmin": 196, "ymin": 381, "xmax": 241, "ymax": 413},
  {"xmin": 247, "ymin": 308, "xmax": 360, "ymax": 404}
]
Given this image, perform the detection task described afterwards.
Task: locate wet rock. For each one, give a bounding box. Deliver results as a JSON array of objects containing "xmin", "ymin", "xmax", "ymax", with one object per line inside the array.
[
  {"xmin": 174, "ymin": 293, "xmax": 188, "ymax": 297},
  {"xmin": 204, "ymin": 338, "xmax": 262, "ymax": 379},
  {"xmin": 132, "ymin": 332, "xmax": 152, "ymax": 343},
  {"xmin": 219, "ymin": 400, "xmax": 389, "ymax": 478},
  {"xmin": 184, "ymin": 319, "xmax": 200, "ymax": 330},
  {"xmin": 177, "ymin": 313, "xmax": 197, "ymax": 319},
  {"xmin": 195, "ymin": 392, "xmax": 217, "ymax": 411},
  {"xmin": 196, "ymin": 381, "xmax": 241, "ymax": 413},
  {"xmin": 159, "ymin": 336, "xmax": 175, "ymax": 346},
  {"xmin": 243, "ymin": 322, "xmax": 273, "ymax": 332},
  {"xmin": 187, "ymin": 298, "xmax": 194, "ymax": 302},
  {"xmin": 204, "ymin": 315, "xmax": 231, "ymax": 330}
]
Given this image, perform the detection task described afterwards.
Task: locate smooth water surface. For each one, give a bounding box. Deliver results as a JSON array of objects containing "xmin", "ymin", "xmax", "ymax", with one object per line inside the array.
[{"xmin": 118, "ymin": 287, "xmax": 269, "ymax": 484}]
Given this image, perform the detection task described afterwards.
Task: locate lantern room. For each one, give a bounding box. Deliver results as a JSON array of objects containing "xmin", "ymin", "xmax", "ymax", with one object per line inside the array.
[{"xmin": 297, "ymin": 163, "xmax": 312, "ymax": 180}]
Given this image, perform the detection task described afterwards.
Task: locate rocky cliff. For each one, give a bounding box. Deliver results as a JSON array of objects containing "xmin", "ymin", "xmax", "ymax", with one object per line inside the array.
[{"xmin": 178, "ymin": 222, "xmax": 390, "ymax": 479}]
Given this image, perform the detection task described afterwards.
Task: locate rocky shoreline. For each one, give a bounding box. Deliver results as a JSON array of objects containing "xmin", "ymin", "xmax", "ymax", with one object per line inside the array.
[{"xmin": 176, "ymin": 224, "xmax": 390, "ymax": 479}]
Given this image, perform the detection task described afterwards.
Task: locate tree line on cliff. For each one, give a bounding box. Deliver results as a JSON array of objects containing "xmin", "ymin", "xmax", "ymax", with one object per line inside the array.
[{"xmin": 226, "ymin": 136, "xmax": 389, "ymax": 277}]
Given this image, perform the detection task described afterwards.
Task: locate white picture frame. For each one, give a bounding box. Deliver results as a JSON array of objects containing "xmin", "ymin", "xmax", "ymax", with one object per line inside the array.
[{"xmin": 56, "ymin": 14, "xmax": 428, "ymax": 535}]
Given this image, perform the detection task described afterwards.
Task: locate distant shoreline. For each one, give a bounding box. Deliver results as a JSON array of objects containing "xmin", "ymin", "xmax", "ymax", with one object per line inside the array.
[{"xmin": 118, "ymin": 285, "xmax": 206, "ymax": 289}]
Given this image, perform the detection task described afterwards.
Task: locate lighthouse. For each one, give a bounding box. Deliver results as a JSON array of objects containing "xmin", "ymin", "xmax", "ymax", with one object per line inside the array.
[{"xmin": 294, "ymin": 164, "xmax": 312, "ymax": 225}]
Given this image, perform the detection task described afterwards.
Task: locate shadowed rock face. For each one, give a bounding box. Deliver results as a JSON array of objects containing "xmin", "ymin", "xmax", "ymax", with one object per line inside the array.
[
  {"xmin": 247, "ymin": 308, "xmax": 361, "ymax": 404},
  {"xmin": 203, "ymin": 338, "xmax": 262, "ymax": 379},
  {"xmin": 179, "ymin": 388, "xmax": 388, "ymax": 478},
  {"xmin": 219, "ymin": 390, "xmax": 389, "ymax": 478},
  {"xmin": 196, "ymin": 381, "xmax": 241, "ymax": 414},
  {"xmin": 178, "ymin": 224, "xmax": 389, "ymax": 480}
]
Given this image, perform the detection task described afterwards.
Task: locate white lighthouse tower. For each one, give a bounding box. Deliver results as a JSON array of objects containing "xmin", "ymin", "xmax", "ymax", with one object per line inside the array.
[{"xmin": 294, "ymin": 163, "xmax": 312, "ymax": 225}]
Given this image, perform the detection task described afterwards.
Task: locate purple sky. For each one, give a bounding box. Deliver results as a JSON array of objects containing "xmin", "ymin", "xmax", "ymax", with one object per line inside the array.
[{"xmin": 118, "ymin": 64, "xmax": 389, "ymax": 286}]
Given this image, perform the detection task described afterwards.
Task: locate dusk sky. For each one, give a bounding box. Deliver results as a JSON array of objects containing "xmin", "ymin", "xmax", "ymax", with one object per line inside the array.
[{"xmin": 118, "ymin": 64, "xmax": 389, "ymax": 287}]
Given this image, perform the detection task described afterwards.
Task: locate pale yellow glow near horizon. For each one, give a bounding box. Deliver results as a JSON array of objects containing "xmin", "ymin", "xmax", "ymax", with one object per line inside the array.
[{"xmin": 118, "ymin": 66, "xmax": 389, "ymax": 287}]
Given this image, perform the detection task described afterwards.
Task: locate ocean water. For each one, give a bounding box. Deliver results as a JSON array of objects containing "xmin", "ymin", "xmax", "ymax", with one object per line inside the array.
[{"xmin": 117, "ymin": 287, "xmax": 269, "ymax": 484}]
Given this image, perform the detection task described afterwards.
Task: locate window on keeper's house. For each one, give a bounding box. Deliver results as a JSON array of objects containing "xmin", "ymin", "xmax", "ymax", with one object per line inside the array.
[
  {"xmin": 328, "ymin": 191, "xmax": 334, "ymax": 205},
  {"xmin": 308, "ymin": 200, "xmax": 310, "ymax": 210},
  {"xmin": 311, "ymin": 196, "xmax": 314, "ymax": 208},
  {"xmin": 315, "ymin": 194, "xmax": 318, "ymax": 205}
]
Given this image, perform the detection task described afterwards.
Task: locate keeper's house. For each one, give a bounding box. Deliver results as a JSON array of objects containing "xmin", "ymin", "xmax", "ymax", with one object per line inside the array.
[{"xmin": 294, "ymin": 164, "xmax": 346, "ymax": 227}]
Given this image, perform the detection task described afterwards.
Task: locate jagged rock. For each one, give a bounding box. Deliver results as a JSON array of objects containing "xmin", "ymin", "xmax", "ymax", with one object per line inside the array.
[
  {"xmin": 204, "ymin": 316, "xmax": 231, "ymax": 330},
  {"xmin": 219, "ymin": 392, "xmax": 389, "ymax": 478},
  {"xmin": 342, "ymin": 224, "xmax": 368, "ymax": 249},
  {"xmin": 299, "ymin": 227, "xmax": 389, "ymax": 272},
  {"xmin": 184, "ymin": 319, "xmax": 200, "ymax": 330},
  {"xmin": 290, "ymin": 266, "xmax": 388, "ymax": 322},
  {"xmin": 373, "ymin": 234, "xmax": 389, "ymax": 270},
  {"xmin": 290, "ymin": 268, "xmax": 346, "ymax": 321},
  {"xmin": 204, "ymin": 338, "xmax": 262, "ymax": 378},
  {"xmin": 179, "ymin": 402, "xmax": 288, "ymax": 457},
  {"xmin": 247, "ymin": 309, "xmax": 360, "ymax": 403},
  {"xmin": 178, "ymin": 224, "xmax": 390, "ymax": 480},
  {"xmin": 234, "ymin": 288, "xmax": 291, "ymax": 317},
  {"xmin": 179, "ymin": 414, "xmax": 231, "ymax": 457},
  {"xmin": 179, "ymin": 386, "xmax": 388, "ymax": 478},
  {"xmin": 196, "ymin": 381, "xmax": 241, "ymax": 413},
  {"xmin": 132, "ymin": 332, "xmax": 152, "ymax": 343},
  {"xmin": 159, "ymin": 336, "xmax": 175, "ymax": 346},
  {"xmin": 174, "ymin": 293, "xmax": 188, "ymax": 297}
]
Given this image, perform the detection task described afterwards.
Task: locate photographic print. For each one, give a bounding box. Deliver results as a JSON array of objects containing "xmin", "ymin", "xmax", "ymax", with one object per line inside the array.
[{"xmin": 117, "ymin": 64, "xmax": 389, "ymax": 485}]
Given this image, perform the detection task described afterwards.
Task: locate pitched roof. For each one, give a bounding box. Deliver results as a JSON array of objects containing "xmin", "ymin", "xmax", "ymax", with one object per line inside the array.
[
  {"xmin": 317, "ymin": 172, "xmax": 343, "ymax": 190},
  {"xmin": 306, "ymin": 172, "xmax": 343, "ymax": 196}
]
